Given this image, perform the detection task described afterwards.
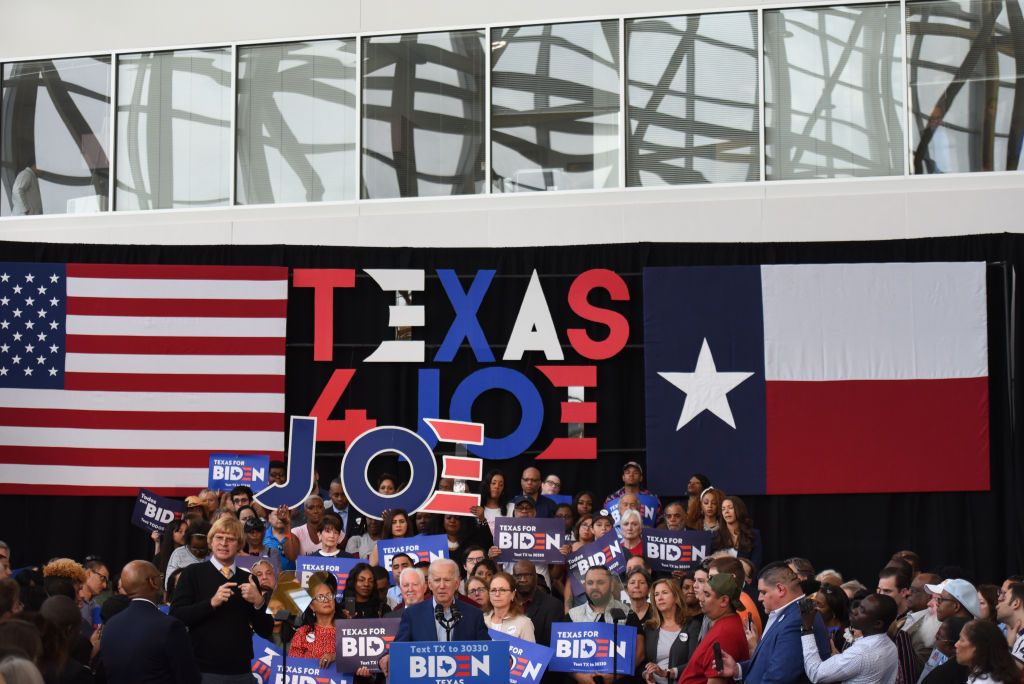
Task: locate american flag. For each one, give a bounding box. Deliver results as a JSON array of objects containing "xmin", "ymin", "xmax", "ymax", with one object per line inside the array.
[{"xmin": 0, "ymin": 262, "xmax": 287, "ymax": 495}]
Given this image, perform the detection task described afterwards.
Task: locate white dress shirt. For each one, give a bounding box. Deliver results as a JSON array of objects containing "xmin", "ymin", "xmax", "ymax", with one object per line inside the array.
[{"xmin": 801, "ymin": 632, "xmax": 898, "ymax": 684}]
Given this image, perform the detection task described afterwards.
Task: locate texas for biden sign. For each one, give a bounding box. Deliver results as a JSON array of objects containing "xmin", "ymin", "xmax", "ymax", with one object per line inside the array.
[
  {"xmin": 641, "ymin": 529, "xmax": 715, "ymax": 573},
  {"xmin": 335, "ymin": 618, "xmax": 399, "ymax": 673},
  {"xmin": 208, "ymin": 453, "xmax": 269, "ymax": 491},
  {"xmin": 549, "ymin": 623, "xmax": 637, "ymax": 675},
  {"xmin": 390, "ymin": 641, "xmax": 509, "ymax": 684},
  {"xmin": 495, "ymin": 518, "xmax": 564, "ymax": 563}
]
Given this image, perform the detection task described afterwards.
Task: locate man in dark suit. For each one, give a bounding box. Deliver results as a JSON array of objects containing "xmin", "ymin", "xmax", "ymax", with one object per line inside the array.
[
  {"xmin": 99, "ymin": 560, "xmax": 200, "ymax": 684},
  {"xmin": 719, "ymin": 562, "xmax": 830, "ymax": 683},
  {"xmin": 513, "ymin": 560, "xmax": 563, "ymax": 646},
  {"xmin": 171, "ymin": 516, "xmax": 274, "ymax": 683},
  {"xmin": 381, "ymin": 558, "xmax": 490, "ymax": 675}
]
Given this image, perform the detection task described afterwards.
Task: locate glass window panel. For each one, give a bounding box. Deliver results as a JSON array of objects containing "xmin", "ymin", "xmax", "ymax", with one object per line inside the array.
[
  {"xmin": 626, "ymin": 12, "xmax": 760, "ymax": 186},
  {"xmin": 908, "ymin": 0, "xmax": 1024, "ymax": 173},
  {"xmin": 361, "ymin": 29, "xmax": 486, "ymax": 199},
  {"xmin": 116, "ymin": 48, "xmax": 231, "ymax": 210},
  {"xmin": 236, "ymin": 39, "xmax": 357, "ymax": 204},
  {"xmin": 1, "ymin": 56, "xmax": 111, "ymax": 216},
  {"xmin": 492, "ymin": 20, "xmax": 620, "ymax": 193},
  {"xmin": 764, "ymin": 4, "xmax": 905, "ymax": 180}
]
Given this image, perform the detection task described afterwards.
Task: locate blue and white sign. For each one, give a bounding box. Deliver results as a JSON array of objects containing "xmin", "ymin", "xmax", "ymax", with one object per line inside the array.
[
  {"xmin": 549, "ymin": 623, "xmax": 637, "ymax": 675},
  {"xmin": 208, "ymin": 453, "xmax": 270, "ymax": 491},
  {"xmin": 641, "ymin": 529, "xmax": 715, "ymax": 573},
  {"xmin": 295, "ymin": 555, "xmax": 362, "ymax": 601},
  {"xmin": 488, "ymin": 630, "xmax": 553, "ymax": 684},
  {"xmin": 566, "ymin": 530, "xmax": 628, "ymax": 596},
  {"xmin": 130, "ymin": 488, "xmax": 185, "ymax": 534},
  {"xmin": 390, "ymin": 641, "xmax": 509, "ymax": 684},
  {"xmin": 546, "ymin": 494, "xmax": 573, "ymax": 507},
  {"xmin": 272, "ymin": 657, "xmax": 352, "ymax": 684},
  {"xmin": 494, "ymin": 517, "xmax": 565, "ymax": 563},
  {"xmin": 376, "ymin": 534, "xmax": 448, "ymax": 579},
  {"xmin": 606, "ymin": 493, "xmax": 660, "ymax": 527},
  {"xmin": 249, "ymin": 635, "xmax": 281, "ymax": 683}
]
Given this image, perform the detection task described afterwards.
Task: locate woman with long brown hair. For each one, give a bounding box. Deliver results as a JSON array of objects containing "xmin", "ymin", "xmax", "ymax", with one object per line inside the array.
[
  {"xmin": 641, "ymin": 578, "xmax": 701, "ymax": 684},
  {"xmin": 954, "ymin": 619, "xmax": 1019, "ymax": 683}
]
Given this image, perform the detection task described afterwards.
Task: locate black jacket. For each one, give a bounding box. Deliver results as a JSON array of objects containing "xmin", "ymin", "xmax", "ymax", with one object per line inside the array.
[
  {"xmin": 170, "ymin": 561, "xmax": 274, "ymax": 675},
  {"xmin": 99, "ymin": 599, "xmax": 200, "ymax": 684}
]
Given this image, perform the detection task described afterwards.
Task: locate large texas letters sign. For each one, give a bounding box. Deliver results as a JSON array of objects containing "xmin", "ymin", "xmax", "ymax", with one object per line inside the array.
[{"xmin": 297, "ymin": 268, "xmax": 630, "ymax": 461}]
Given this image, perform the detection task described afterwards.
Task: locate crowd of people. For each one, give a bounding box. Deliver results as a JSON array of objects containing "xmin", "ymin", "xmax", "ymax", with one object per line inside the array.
[{"xmin": 0, "ymin": 460, "xmax": 1021, "ymax": 684}]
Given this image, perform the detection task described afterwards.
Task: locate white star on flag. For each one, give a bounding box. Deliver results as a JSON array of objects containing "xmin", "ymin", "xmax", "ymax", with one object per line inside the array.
[{"xmin": 658, "ymin": 338, "xmax": 754, "ymax": 430}]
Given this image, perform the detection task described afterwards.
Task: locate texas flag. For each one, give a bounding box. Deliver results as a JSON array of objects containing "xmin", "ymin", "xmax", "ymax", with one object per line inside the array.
[{"xmin": 643, "ymin": 263, "xmax": 989, "ymax": 496}]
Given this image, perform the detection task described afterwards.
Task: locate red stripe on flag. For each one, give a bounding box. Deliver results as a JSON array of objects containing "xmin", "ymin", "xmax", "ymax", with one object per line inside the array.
[
  {"xmin": 65, "ymin": 372, "xmax": 284, "ymax": 393},
  {"xmin": 766, "ymin": 377, "xmax": 990, "ymax": 494},
  {"xmin": 0, "ymin": 484, "xmax": 199, "ymax": 496},
  {"xmin": 67, "ymin": 264, "xmax": 287, "ymax": 280},
  {"xmin": 0, "ymin": 447, "xmax": 283, "ymax": 468},
  {"xmin": 0, "ymin": 408, "xmax": 282, "ymax": 432},
  {"xmin": 66, "ymin": 335, "xmax": 284, "ymax": 355},
  {"xmin": 67, "ymin": 297, "xmax": 287, "ymax": 318}
]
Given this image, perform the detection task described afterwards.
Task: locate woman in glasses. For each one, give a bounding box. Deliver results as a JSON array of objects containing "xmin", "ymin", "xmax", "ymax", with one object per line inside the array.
[
  {"xmin": 291, "ymin": 573, "xmax": 339, "ymax": 669},
  {"xmin": 483, "ymin": 572, "xmax": 535, "ymax": 642},
  {"xmin": 465, "ymin": 576, "xmax": 488, "ymax": 607}
]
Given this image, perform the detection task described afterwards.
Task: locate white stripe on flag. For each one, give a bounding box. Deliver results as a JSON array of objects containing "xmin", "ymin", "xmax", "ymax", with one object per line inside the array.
[
  {"xmin": 1, "ymin": 426, "xmax": 283, "ymax": 451},
  {"xmin": 65, "ymin": 353, "xmax": 286, "ymax": 375},
  {"xmin": 67, "ymin": 277, "xmax": 287, "ymax": 300},
  {"xmin": 762, "ymin": 262, "xmax": 988, "ymax": 381},
  {"xmin": 2, "ymin": 464, "xmax": 208, "ymax": 488},
  {"xmin": 66, "ymin": 315, "xmax": 286, "ymax": 338},
  {"xmin": 0, "ymin": 388, "xmax": 284, "ymax": 412}
]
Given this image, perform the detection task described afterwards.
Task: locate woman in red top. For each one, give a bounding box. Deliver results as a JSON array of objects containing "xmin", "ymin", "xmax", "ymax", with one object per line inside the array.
[
  {"xmin": 620, "ymin": 509, "xmax": 644, "ymax": 558},
  {"xmin": 290, "ymin": 575, "xmax": 337, "ymax": 668}
]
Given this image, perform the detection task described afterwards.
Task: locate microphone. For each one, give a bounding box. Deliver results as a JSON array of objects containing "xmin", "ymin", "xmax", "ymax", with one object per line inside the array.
[
  {"xmin": 609, "ymin": 608, "xmax": 627, "ymax": 624},
  {"xmin": 435, "ymin": 603, "xmax": 447, "ymax": 623},
  {"xmin": 450, "ymin": 603, "xmax": 463, "ymax": 625}
]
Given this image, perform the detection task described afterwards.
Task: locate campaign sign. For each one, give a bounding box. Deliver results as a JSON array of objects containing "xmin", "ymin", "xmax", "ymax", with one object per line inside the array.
[
  {"xmin": 269, "ymin": 657, "xmax": 352, "ymax": 684},
  {"xmin": 208, "ymin": 453, "xmax": 270, "ymax": 491},
  {"xmin": 549, "ymin": 622, "xmax": 637, "ymax": 675},
  {"xmin": 641, "ymin": 529, "xmax": 715, "ymax": 573},
  {"xmin": 390, "ymin": 641, "xmax": 509, "ymax": 684},
  {"xmin": 335, "ymin": 618, "xmax": 400, "ymax": 673},
  {"xmin": 488, "ymin": 629, "xmax": 553, "ymax": 684},
  {"xmin": 567, "ymin": 530, "xmax": 628, "ymax": 596},
  {"xmin": 606, "ymin": 494, "xmax": 660, "ymax": 527},
  {"xmin": 295, "ymin": 555, "xmax": 361, "ymax": 601},
  {"xmin": 130, "ymin": 488, "xmax": 185, "ymax": 534},
  {"xmin": 250, "ymin": 634, "xmax": 281, "ymax": 683},
  {"xmin": 377, "ymin": 534, "xmax": 448, "ymax": 582},
  {"xmin": 495, "ymin": 517, "xmax": 564, "ymax": 563},
  {"xmin": 546, "ymin": 494, "xmax": 573, "ymax": 506}
]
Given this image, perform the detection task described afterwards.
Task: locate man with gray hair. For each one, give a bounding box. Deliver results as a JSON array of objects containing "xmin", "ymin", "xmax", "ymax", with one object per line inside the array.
[
  {"xmin": 381, "ymin": 558, "xmax": 489, "ymax": 675},
  {"xmin": 387, "ymin": 566, "xmax": 430, "ymax": 617}
]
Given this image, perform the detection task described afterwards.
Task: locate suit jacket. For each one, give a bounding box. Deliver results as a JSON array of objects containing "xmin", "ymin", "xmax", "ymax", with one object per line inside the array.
[
  {"xmin": 523, "ymin": 590, "xmax": 564, "ymax": 646},
  {"xmin": 740, "ymin": 599, "xmax": 830, "ymax": 684},
  {"xmin": 395, "ymin": 598, "xmax": 491, "ymax": 642},
  {"xmin": 99, "ymin": 599, "xmax": 200, "ymax": 684}
]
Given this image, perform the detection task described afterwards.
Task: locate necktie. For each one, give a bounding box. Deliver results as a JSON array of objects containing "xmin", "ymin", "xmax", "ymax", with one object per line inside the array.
[
  {"xmin": 221, "ymin": 567, "xmax": 232, "ymax": 579},
  {"xmin": 596, "ymin": 613, "xmax": 605, "ymax": 623}
]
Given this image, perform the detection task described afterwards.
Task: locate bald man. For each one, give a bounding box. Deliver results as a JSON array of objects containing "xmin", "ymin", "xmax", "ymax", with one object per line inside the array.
[{"xmin": 99, "ymin": 560, "xmax": 200, "ymax": 683}]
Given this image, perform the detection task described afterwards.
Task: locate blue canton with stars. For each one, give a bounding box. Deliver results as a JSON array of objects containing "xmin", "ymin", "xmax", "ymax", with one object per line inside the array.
[{"xmin": 0, "ymin": 263, "xmax": 67, "ymax": 389}]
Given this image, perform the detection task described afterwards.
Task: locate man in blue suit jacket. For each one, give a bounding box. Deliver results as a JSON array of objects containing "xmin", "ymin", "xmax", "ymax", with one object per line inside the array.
[
  {"xmin": 720, "ymin": 562, "xmax": 830, "ymax": 684},
  {"xmin": 99, "ymin": 560, "xmax": 200, "ymax": 684},
  {"xmin": 381, "ymin": 558, "xmax": 490, "ymax": 675}
]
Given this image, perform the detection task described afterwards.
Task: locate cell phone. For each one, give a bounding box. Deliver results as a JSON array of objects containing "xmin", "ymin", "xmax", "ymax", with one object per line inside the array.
[
  {"xmin": 713, "ymin": 642, "xmax": 723, "ymax": 672},
  {"xmin": 746, "ymin": 613, "xmax": 754, "ymax": 631},
  {"xmin": 800, "ymin": 597, "xmax": 817, "ymax": 615},
  {"xmin": 345, "ymin": 596, "xmax": 357, "ymax": 615}
]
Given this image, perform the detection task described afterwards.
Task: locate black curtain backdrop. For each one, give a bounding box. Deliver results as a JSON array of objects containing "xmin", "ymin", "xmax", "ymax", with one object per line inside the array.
[{"xmin": 0, "ymin": 234, "xmax": 1020, "ymax": 586}]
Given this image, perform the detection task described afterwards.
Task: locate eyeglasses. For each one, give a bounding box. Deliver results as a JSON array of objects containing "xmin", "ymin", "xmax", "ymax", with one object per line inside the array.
[
  {"xmin": 935, "ymin": 597, "xmax": 958, "ymax": 604},
  {"xmin": 468, "ymin": 587, "xmax": 486, "ymax": 594},
  {"xmin": 489, "ymin": 588, "xmax": 513, "ymax": 594},
  {"xmin": 313, "ymin": 594, "xmax": 334, "ymax": 603},
  {"xmin": 94, "ymin": 572, "xmax": 109, "ymax": 585},
  {"xmin": 521, "ymin": 477, "xmax": 540, "ymax": 483}
]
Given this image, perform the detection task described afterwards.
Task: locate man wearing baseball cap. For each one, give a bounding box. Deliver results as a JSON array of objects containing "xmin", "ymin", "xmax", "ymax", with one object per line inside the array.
[
  {"xmin": 925, "ymin": 578, "xmax": 982, "ymax": 621},
  {"xmin": 678, "ymin": 573, "xmax": 750, "ymax": 684},
  {"xmin": 603, "ymin": 461, "xmax": 655, "ymax": 508}
]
